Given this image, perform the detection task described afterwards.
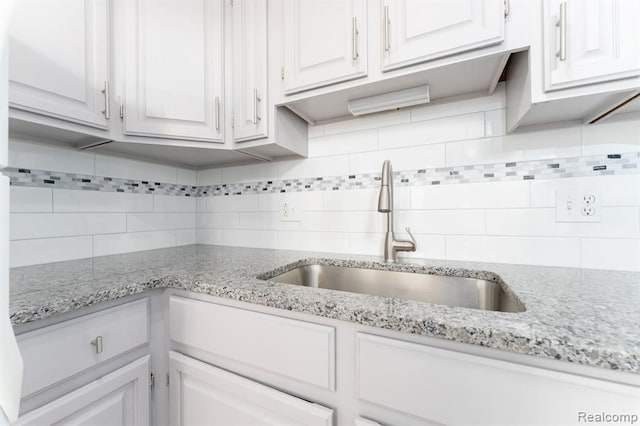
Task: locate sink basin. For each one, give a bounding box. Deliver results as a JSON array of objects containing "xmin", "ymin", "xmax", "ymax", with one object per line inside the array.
[{"xmin": 264, "ymin": 264, "xmax": 524, "ymax": 313}]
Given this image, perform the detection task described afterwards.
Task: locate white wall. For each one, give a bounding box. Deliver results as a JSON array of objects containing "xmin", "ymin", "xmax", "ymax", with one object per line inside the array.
[
  {"xmin": 7, "ymin": 140, "xmax": 197, "ymax": 267},
  {"xmin": 196, "ymin": 86, "xmax": 640, "ymax": 271}
]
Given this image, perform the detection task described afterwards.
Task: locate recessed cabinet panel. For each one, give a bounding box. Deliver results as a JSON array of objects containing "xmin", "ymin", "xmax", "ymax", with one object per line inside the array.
[
  {"xmin": 382, "ymin": 0, "xmax": 505, "ymax": 71},
  {"xmin": 169, "ymin": 352, "xmax": 334, "ymax": 426},
  {"xmin": 357, "ymin": 333, "xmax": 640, "ymax": 425},
  {"xmin": 284, "ymin": 0, "xmax": 367, "ymax": 94},
  {"xmin": 232, "ymin": 0, "xmax": 268, "ymax": 141},
  {"xmin": 9, "ymin": 0, "xmax": 109, "ymax": 129},
  {"xmin": 14, "ymin": 356, "xmax": 150, "ymax": 426},
  {"xmin": 123, "ymin": 0, "xmax": 224, "ymax": 142},
  {"xmin": 543, "ymin": 0, "xmax": 640, "ymax": 91}
]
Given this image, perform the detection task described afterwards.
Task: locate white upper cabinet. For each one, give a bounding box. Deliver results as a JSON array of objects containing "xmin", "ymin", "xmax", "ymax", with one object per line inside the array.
[
  {"xmin": 9, "ymin": 0, "xmax": 110, "ymax": 129},
  {"xmin": 543, "ymin": 0, "xmax": 640, "ymax": 92},
  {"xmin": 122, "ymin": 0, "xmax": 224, "ymax": 142},
  {"xmin": 283, "ymin": 0, "xmax": 367, "ymax": 94},
  {"xmin": 232, "ymin": 0, "xmax": 268, "ymax": 141},
  {"xmin": 382, "ymin": 0, "xmax": 505, "ymax": 71}
]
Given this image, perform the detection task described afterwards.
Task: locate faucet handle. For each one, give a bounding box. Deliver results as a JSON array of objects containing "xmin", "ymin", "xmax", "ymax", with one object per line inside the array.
[{"xmin": 404, "ymin": 227, "xmax": 417, "ymax": 250}]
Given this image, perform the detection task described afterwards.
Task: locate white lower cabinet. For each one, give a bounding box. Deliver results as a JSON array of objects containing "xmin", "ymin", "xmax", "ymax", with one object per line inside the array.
[
  {"xmin": 169, "ymin": 351, "xmax": 334, "ymax": 426},
  {"xmin": 13, "ymin": 355, "xmax": 150, "ymax": 426},
  {"xmin": 357, "ymin": 333, "xmax": 640, "ymax": 426}
]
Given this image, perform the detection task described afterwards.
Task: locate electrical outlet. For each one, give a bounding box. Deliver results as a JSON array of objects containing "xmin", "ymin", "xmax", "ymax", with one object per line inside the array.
[
  {"xmin": 280, "ymin": 199, "xmax": 300, "ymax": 222},
  {"xmin": 556, "ymin": 189, "xmax": 601, "ymax": 223}
]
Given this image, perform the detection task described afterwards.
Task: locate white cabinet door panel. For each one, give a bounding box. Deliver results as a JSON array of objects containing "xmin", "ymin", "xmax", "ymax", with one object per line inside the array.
[
  {"xmin": 169, "ymin": 351, "xmax": 334, "ymax": 426},
  {"xmin": 14, "ymin": 356, "xmax": 150, "ymax": 426},
  {"xmin": 284, "ymin": 0, "xmax": 367, "ymax": 94},
  {"xmin": 543, "ymin": 0, "xmax": 640, "ymax": 91},
  {"xmin": 9, "ymin": 0, "xmax": 109, "ymax": 128},
  {"xmin": 123, "ymin": 0, "xmax": 224, "ymax": 142},
  {"xmin": 382, "ymin": 0, "xmax": 505, "ymax": 71},
  {"xmin": 232, "ymin": 0, "xmax": 268, "ymax": 141}
]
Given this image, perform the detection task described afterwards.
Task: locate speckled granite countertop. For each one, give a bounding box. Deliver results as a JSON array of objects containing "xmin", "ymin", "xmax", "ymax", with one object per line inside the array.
[{"xmin": 10, "ymin": 245, "xmax": 640, "ymax": 374}]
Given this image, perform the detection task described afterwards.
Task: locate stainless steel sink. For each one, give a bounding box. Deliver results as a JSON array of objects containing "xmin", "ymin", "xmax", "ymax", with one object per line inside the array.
[{"xmin": 265, "ymin": 264, "xmax": 524, "ymax": 313}]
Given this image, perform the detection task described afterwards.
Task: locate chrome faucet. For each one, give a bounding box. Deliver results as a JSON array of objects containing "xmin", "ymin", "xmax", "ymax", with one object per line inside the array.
[{"xmin": 378, "ymin": 160, "xmax": 416, "ymax": 262}]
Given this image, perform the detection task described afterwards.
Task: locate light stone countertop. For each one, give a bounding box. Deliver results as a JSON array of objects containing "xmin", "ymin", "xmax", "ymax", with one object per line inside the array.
[{"xmin": 9, "ymin": 245, "xmax": 640, "ymax": 374}]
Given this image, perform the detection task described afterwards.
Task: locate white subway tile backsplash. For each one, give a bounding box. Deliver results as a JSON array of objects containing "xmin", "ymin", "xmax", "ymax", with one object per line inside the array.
[
  {"xmin": 93, "ymin": 230, "xmax": 177, "ymax": 257},
  {"xmin": 154, "ymin": 195, "xmax": 197, "ymax": 212},
  {"xmin": 322, "ymin": 188, "xmax": 409, "ymax": 211},
  {"xmin": 530, "ymin": 175, "xmax": 640, "ymax": 207},
  {"xmin": 309, "ymin": 129, "xmax": 378, "ymax": 157},
  {"xmin": 126, "ymin": 213, "xmax": 196, "ymax": 232},
  {"xmin": 400, "ymin": 234, "xmax": 447, "ymax": 260},
  {"xmin": 10, "ymin": 186, "xmax": 52, "ymax": 212},
  {"xmin": 279, "ymin": 231, "xmax": 350, "ymax": 253},
  {"xmin": 238, "ymin": 212, "xmax": 300, "ymax": 231},
  {"xmin": 95, "ymin": 154, "xmax": 177, "ymax": 183},
  {"xmin": 396, "ymin": 210, "xmax": 485, "ymax": 235},
  {"xmin": 11, "ymin": 213, "xmax": 126, "ymax": 240},
  {"xmin": 486, "ymin": 207, "xmax": 639, "ymax": 238},
  {"xmin": 257, "ymin": 191, "xmax": 323, "ymax": 212},
  {"xmin": 196, "ymin": 197, "xmax": 207, "ymax": 212},
  {"xmin": 222, "ymin": 163, "xmax": 278, "ymax": 184},
  {"xmin": 308, "ymin": 124, "xmax": 324, "ymax": 138},
  {"xmin": 300, "ymin": 211, "xmax": 381, "ymax": 233},
  {"xmin": 176, "ymin": 229, "xmax": 197, "ymax": 246},
  {"xmin": 582, "ymin": 112, "xmax": 640, "ymax": 156},
  {"xmin": 484, "ymin": 109, "xmax": 506, "ymax": 137},
  {"xmin": 378, "ymin": 113, "xmax": 484, "ymax": 150},
  {"xmin": 8, "ymin": 140, "xmax": 94, "ymax": 175},
  {"xmin": 177, "ymin": 168, "xmax": 197, "ymax": 186},
  {"xmin": 10, "ymin": 236, "xmax": 93, "ymax": 267},
  {"xmin": 207, "ymin": 194, "xmax": 258, "ymax": 212},
  {"xmin": 446, "ymin": 236, "xmax": 582, "ymax": 267},
  {"xmin": 445, "ymin": 126, "xmax": 582, "ymax": 167},
  {"xmin": 197, "ymin": 168, "xmax": 223, "ymax": 186},
  {"xmin": 349, "ymin": 144, "xmax": 446, "ymax": 175},
  {"xmin": 278, "ymin": 156, "xmax": 350, "ymax": 180},
  {"xmin": 197, "ymin": 228, "xmax": 223, "ymax": 245},
  {"xmin": 197, "ymin": 212, "xmax": 240, "ymax": 229},
  {"xmin": 581, "ymin": 239, "xmax": 640, "ymax": 271},
  {"xmin": 54, "ymin": 189, "xmax": 154, "ymax": 212},
  {"xmin": 323, "ymin": 110, "xmax": 410, "ymax": 136},
  {"xmin": 411, "ymin": 181, "xmax": 530, "ymax": 209},
  {"xmin": 222, "ymin": 229, "xmax": 278, "ymax": 249}
]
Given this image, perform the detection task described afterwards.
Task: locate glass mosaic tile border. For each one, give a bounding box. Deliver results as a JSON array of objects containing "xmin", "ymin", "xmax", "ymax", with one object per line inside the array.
[{"xmin": 2, "ymin": 151, "xmax": 639, "ymax": 198}]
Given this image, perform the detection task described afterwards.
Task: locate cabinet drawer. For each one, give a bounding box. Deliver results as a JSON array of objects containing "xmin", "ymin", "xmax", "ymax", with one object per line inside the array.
[
  {"xmin": 357, "ymin": 333, "xmax": 640, "ymax": 425},
  {"xmin": 169, "ymin": 296, "xmax": 335, "ymax": 390},
  {"xmin": 18, "ymin": 299, "xmax": 149, "ymax": 397}
]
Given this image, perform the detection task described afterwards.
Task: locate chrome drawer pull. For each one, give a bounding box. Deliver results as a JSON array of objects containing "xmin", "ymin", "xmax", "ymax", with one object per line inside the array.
[{"xmin": 91, "ymin": 336, "xmax": 103, "ymax": 354}]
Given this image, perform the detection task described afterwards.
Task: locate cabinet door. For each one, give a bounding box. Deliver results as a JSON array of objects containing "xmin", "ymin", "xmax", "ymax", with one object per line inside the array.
[
  {"xmin": 123, "ymin": 0, "xmax": 224, "ymax": 142},
  {"xmin": 382, "ymin": 0, "xmax": 505, "ymax": 71},
  {"xmin": 169, "ymin": 351, "xmax": 333, "ymax": 426},
  {"xmin": 284, "ymin": 0, "xmax": 367, "ymax": 94},
  {"xmin": 9, "ymin": 0, "xmax": 110, "ymax": 129},
  {"xmin": 14, "ymin": 356, "xmax": 150, "ymax": 426},
  {"xmin": 543, "ymin": 0, "xmax": 640, "ymax": 91},
  {"xmin": 232, "ymin": 0, "xmax": 268, "ymax": 141}
]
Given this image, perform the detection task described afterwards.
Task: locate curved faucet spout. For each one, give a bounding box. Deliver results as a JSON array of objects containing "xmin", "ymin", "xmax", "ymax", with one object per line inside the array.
[{"xmin": 378, "ymin": 161, "xmax": 416, "ymax": 262}]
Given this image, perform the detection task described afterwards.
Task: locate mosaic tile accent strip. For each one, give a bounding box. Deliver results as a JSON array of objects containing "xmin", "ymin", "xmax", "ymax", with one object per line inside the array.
[
  {"xmin": 2, "ymin": 168, "xmax": 199, "ymax": 197},
  {"xmin": 2, "ymin": 151, "xmax": 639, "ymax": 197},
  {"xmin": 195, "ymin": 151, "xmax": 640, "ymax": 197}
]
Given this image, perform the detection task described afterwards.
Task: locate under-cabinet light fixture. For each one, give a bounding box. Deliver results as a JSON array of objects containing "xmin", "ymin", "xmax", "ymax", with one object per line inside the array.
[{"xmin": 347, "ymin": 85, "xmax": 430, "ymax": 116}]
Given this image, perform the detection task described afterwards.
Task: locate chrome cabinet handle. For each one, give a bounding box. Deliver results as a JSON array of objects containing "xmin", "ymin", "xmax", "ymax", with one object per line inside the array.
[
  {"xmin": 253, "ymin": 89, "xmax": 259, "ymax": 124},
  {"xmin": 102, "ymin": 81, "xmax": 110, "ymax": 120},
  {"xmin": 215, "ymin": 96, "xmax": 220, "ymax": 130},
  {"xmin": 384, "ymin": 5, "xmax": 390, "ymax": 52},
  {"xmin": 91, "ymin": 336, "xmax": 103, "ymax": 354},
  {"xmin": 555, "ymin": 2, "xmax": 567, "ymax": 61},
  {"xmin": 352, "ymin": 17, "xmax": 359, "ymax": 60}
]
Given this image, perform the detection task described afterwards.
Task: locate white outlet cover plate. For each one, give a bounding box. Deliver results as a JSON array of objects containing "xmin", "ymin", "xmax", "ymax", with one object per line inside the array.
[
  {"xmin": 280, "ymin": 199, "xmax": 301, "ymax": 222},
  {"xmin": 556, "ymin": 188, "xmax": 602, "ymax": 223}
]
